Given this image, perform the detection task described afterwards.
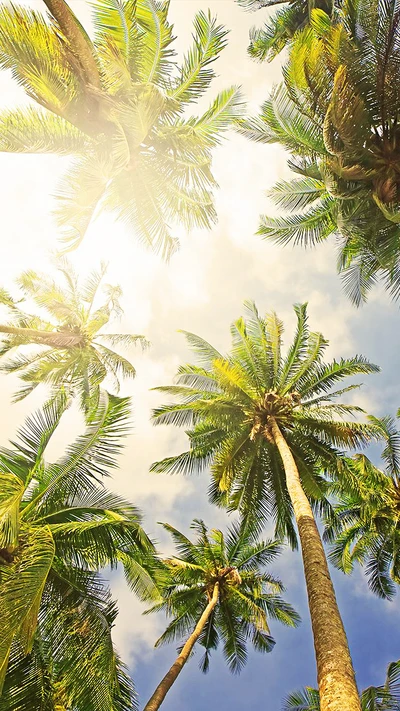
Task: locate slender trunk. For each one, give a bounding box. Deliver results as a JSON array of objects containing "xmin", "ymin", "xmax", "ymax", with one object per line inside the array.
[
  {"xmin": 270, "ymin": 418, "xmax": 361, "ymax": 711},
  {"xmin": 0, "ymin": 325, "xmax": 83, "ymax": 348},
  {"xmin": 143, "ymin": 583, "xmax": 220, "ymax": 711},
  {"xmin": 42, "ymin": 0, "xmax": 101, "ymax": 90}
]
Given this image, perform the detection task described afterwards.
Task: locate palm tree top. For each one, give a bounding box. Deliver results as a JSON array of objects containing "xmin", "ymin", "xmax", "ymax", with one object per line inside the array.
[
  {"xmin": 147, "ymin": 518, "xmax": 300, "ymax": 673},
  {"xmin": 0, "ymin": 259, "xmax": 147, "ymax": 411},
  {"xmin": 0, "ymin": 1, "xmax": 244, "ymax": 256},
  {"xmin": 151, "ymin": 302, "xmax": 382, "ymax": 539}
]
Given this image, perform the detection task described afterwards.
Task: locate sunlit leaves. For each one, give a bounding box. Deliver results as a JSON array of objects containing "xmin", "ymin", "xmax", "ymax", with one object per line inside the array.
[
  {"xmin": 0, "ymin": 395, "xmax": 155, "ymax": 704},
  {"xmin": 0, "ymin": 0, "xmax": 241, "ymax": 257},
  {"xmin": 242, "ymin": 0, "xmax": 400, "ymax": 303},
  {"xmin": 0, "ymin": 261, "xmax": 146, "ymax": 414},
  {"xmin": 145, "ymin": 519, "xmax": 299, "ymax": 674},
  {"xmin": 152, "ymin": 303, "xmax": 380, "ymax": 540}
]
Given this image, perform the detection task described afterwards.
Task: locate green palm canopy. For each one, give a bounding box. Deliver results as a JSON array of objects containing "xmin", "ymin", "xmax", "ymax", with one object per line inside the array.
[
  {"xmin": 0, "ymin": 260, "xmax": 147, "ymax": 413},
  {"xmin": 238, "ymin": 0, "xmax": 400, "ymax": 304},
  {"xmin": 283, "ymin": 659, "xmax": 400, "ymax": 710},
  {"xmin": 0, "ymin": 393, "xmax": 157, "ymax": 709},
  {"xmin": 151, "ymin": 301, "xmax": 379, "ymax": 540},
  {"xmin": 236, "ymin": 0, "xmax": 338, "ymax": 62},
  {"xmin": 324, "ymin": 412, "xmax": 400, "ymax": 600},
  {"xmin": 0, "ymin": 0, "xmax": 243, "ymax": 257},
  {"xmin": 143, "ymin": 519, "xmax": 299, "ymax": 711}
]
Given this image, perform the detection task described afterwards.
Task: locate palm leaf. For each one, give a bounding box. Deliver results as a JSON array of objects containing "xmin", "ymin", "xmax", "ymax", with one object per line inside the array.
[
  {"xmin": 0, "ymin": 525, "xmax": 55, "ymax": 690},
  {"xmin": 168, "ymin": 11, "xmax": 228, "ymax": 104},
  {"xmin": 0, "ymin": 473, "xmax": 24, "ymax": 549}
]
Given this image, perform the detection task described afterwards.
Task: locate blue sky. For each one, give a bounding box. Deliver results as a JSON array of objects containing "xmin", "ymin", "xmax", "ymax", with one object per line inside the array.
[{"xmin": 0, "ymin": 0, "xmax": 399, "ymax": 709}]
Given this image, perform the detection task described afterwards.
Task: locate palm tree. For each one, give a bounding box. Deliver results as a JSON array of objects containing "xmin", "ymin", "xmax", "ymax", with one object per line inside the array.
[
  {"xmin": 143, "ymin": 518, "xmax": 299, "ymax": 711},
  {"xmin": 237, "ymin": 0, "xmax": 400, "ymax": 304},
  {"xmin": 324, "ymin": 413, "xmax": 400, "ymax": 600},
  {"xmin": 1, "ymin": 604, "xmax": 137, "ymax": 711},
  {"xmin": 0, "ymin": 260, "xmax": 147, "ymax": 413},
  {"xmin": 150, "ymin": 301, "xmax": 382, "ymax": 711},
  {"xmin": 236, "ymin": 0, "xmax": 338, "ymax": 62},
  {"xmin": 0, "ymin": 1, "xmax": 243, "ymax": 257},
  {"xmin": 283, "ymin": 659, "xmax": 400, "ymax": 710},
  {"xmin": 0, "ymin": 392, "xmax": 157, "ymax": 706}
]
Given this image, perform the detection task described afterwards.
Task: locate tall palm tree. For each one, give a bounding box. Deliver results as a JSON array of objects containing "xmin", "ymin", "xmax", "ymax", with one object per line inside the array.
[
  {"xmin": 143, "ymin": 519, "xmax": 299, "ymax": 711},
  {"xmin": 150, "ymin": 301, "xmax": 382, "ymax": 711},
  {"xmin": 236, "ymin": 0, "xmax": 338, "ymax": 62},
  {"xmin": 238, "ymin": 0, "xmax": 400, "ymax": 304},
  {"xmin": 0, "ymin": 0, "xmax": 243, "ymax": 257},
  {"xmin": 0, "ymin": 392, "xmax": 157, "ymax": 706},
  {"xmin": 324, "ymin": 413, "xmax": 400, "ymax": 600},
  {"xmin": 283, "ymin": 659, "xmax": 400, "ymax": 711},
  {"xmin": 0, "ymin": 260, "xmax": 147, "ymax": 413}
]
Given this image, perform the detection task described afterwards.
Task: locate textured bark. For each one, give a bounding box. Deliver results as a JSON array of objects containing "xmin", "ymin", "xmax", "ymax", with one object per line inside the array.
[
  {"xmin": 143, "ymin": 583, "xmax": 220, "ymax": 711},
  {"xmin": 270, "ymin": 418, "xmax": 361, "ymax": 711},
  {"xmin": 42, "ymin": 0, "xmax": 101, "ymax": 90},
  {"xmin": 0, "ymin": 325, "xmax": 83, "ymax": 348}
]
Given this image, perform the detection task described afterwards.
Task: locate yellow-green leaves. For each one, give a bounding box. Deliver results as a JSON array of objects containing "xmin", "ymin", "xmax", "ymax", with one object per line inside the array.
[
  {"xmin": 324, "ymin": 66, "xmax": 369, "ymax": 156},
  {"xmin": 0, "ymin": 473, "xmax": 24, "ymax": 550},
  {"xmin": 0, "ymin": 525, "xmax": 55, "ymax": 691}
]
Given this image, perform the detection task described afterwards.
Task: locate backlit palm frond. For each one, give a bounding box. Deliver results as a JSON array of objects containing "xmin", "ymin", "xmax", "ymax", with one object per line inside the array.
[
  {"xmin": 248, "ymin": 2, "xmax": 311, "ymax": 62},
  {"xmin": 134, "ymin": 0, "xmax": 175, "ymax": 86},
  {"xmin": 168, "ymin": 11, "xmax": 228, "ymax": 105},
  {"xmin": 54, "ymin": 153, "xmax": 114, "ymax": 252},
  {"xmin": 268, "ymin": 177, "xmax": 328, "ymax": 212},
  {"xmin": 0, "ymin": 4, "xmax": 78, "ymax": 113},
  {"xmin": 258, "ymin": 198, "xmax": 336, "ymax": 247},
  {"xmin": 92, "ymin": 0, "xmax": 137, "ymax": 65},
  {"xmin": 0, "ymin": 107, "xmax": 88, "ymax": 154},
  {"xmin": 240, "ymin": 84, "xmax": 326, "ymax": 155},
  {"xmin": 103, "ymin": 156, "xmax": 180, "ymax": 260},
  {"xmin": 192, "ymin": 86, "xmax": 245, "ymax": 148},
  {"xmin": 25, "ymin": 393, "xmax": 131, "ymax": 517}
]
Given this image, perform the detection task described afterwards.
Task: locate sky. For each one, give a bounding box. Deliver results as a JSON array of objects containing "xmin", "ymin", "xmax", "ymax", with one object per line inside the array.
[{"xmin": 0, "ymin": 0, "xmax": 400, "ymax": 709}]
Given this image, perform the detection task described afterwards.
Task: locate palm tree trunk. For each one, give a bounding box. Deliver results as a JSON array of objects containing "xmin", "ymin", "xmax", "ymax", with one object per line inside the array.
[
  {"xmin": 0, "ymin": 325, "xmax": 82, "ymax": 348},
  {"xmin": 143, "ymin": 583, "xmax": 220, "ymax": 711},
  {"xmin": 270, "ymin": 417, "xmax": 361, "ymax": 711},
  {"xmin": 42, "ymin": 0, "xmax": 101, "ymax": 90}
]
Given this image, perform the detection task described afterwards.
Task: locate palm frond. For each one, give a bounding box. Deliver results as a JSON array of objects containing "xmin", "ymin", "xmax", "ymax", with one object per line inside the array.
[
  {"xmin": 0, "ymin": 107, "xmax": 87, "ymax": 154},
  {"xmin": 168, "ymin": 11, "xmax": 228, "ymax": 104},
  {"xmin": 0, "ymin": 525, "xmax": 55, "ymax": 690}
]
